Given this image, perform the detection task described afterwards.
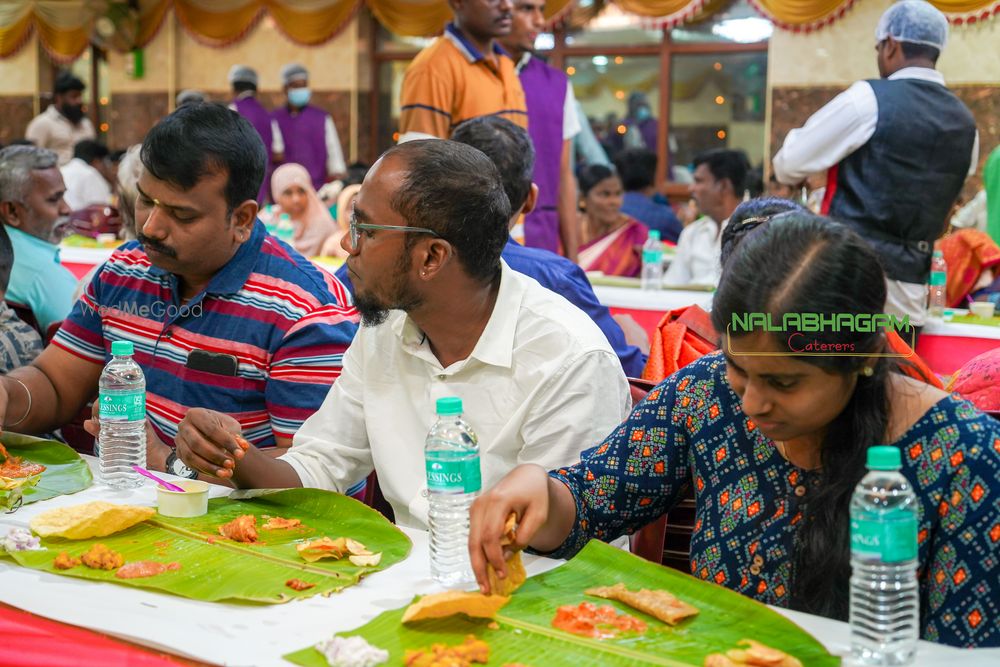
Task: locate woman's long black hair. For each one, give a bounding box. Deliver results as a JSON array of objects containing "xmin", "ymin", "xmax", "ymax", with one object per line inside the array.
[{"xmin": 710, "ymin": 211, "xmax": 894, "ymax": 620}]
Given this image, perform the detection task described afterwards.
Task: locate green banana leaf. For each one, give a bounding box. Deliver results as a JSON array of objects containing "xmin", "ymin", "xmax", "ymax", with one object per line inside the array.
[
  {"xmin": 286, "ymin": 540, "xmax": 840, "ymax": 666},
  {"xmin": 0, "ymin": 432, "xmax": 92, "ymax": 509},
  {"xmin": 7, "ymin": 488, "xmax": 411, "ymax": 604}
]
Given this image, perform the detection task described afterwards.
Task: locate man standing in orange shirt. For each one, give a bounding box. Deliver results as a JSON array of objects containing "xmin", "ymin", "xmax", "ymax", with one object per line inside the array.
[{"xmin": 398, "ymin": 0, "xmax": 527, "ymax": 142}]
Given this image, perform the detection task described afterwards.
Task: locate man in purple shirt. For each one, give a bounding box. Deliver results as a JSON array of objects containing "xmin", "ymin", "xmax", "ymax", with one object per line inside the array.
[
  {"xmin": 272, "ymin": 64, "xmax": 346, "ymax": 191},
  {"xmin": 498, "ymin": 0, "xmax": 580, "ymax": 262},
  {"xmin": 228, "ymin": 65, "xmax": 281, "ymax": 204}
]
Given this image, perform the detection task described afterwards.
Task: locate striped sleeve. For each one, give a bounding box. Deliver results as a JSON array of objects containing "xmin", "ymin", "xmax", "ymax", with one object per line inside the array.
[
  {"xmin": 399, "ymin": 66, "xmax": 453, "ymax": 139},
  {"xmin": 265, "ymin": 305, "xmax": 358, "ymax": 439},
  {"xmin": 51, "ymin": 275, "xmax": 107, "ymax": 365}
]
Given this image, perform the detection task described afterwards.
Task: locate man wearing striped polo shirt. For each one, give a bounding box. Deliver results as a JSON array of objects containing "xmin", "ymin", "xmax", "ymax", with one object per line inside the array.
[
  {"xmin": 0, "ymin": 104, "xmax": 360, "ymax": 489},
  {"xmin": 398, "ymin": 0, "xmax": 527, "ymax": 142}
]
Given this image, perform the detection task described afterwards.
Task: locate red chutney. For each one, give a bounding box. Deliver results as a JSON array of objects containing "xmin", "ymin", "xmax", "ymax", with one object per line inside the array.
[{"xmin": 552, "ymin": 601, "xmax": 647, "ymax": 639}]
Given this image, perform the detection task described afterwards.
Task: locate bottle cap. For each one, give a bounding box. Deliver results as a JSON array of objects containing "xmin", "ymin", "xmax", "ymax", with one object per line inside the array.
[
  {"xmin": 111, "ymin": 340, "xmax": 134, "ymax": 356},
  {"xmin": 435, "ymin": 396, "xmax": 463, "ymax": 416},
  {"xmin": 648, "ymin": 230, "xmax": 661, "ymax": 242},
  {"xmin": 866, "ymin": 445, "xmax": 901, "ymax": 471},
  {"xmin": 932, "ymin": 249, "xmax": 943, "ymax": 257}
]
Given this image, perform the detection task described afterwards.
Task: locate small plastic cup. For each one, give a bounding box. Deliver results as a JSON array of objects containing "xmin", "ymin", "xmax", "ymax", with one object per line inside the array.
[
  {"xmin": 969, "ymin": 302, "xmax": 996, "ymax": 319},
  {"xmin": 156, "ymin": 480, "xmax": 209, "ymax": 518}
]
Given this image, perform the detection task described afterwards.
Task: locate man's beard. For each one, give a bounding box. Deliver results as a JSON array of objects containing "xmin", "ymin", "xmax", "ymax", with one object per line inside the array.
[
  {"xmin": 353, "ymin": 253, "xmax": 423, "ymax": 328},
  {"xmin": 60, "ymin": 103, "xmax": 85, "ymax": 124}
]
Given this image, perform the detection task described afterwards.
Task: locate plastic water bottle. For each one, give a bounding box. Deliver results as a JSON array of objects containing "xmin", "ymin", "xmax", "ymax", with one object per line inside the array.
[
  {"xmin": 927, "ymin": 250, "xmax": 947, "ymax": 319},
  {"xmin": 641, "ymin": 230, "xmax": 663, "ymax": 291},
  {"xmin": 425, "ymin": 397, "xmax": 481, "ymax": 586},
  {"xmin": 98, "ymin": 341, "xmax": 146, "ymax": 489},
  {"xmin": 275, "ymin": 213, "xmax": 295, "ymax": 245},
  {"xmin": 849, "ymin": 445, "xmax": 919, "ymax": 666}
]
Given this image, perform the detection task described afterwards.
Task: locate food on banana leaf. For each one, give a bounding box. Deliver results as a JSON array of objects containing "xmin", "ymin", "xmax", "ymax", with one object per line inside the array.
[
  {"xmin": 0, "ymin": 474, "xmax": 40, "ymax": 511},
  {"xmin": 348, "ymin": 553, "xmax": 382, "ymax": 567},
  {"xmin": 31, "ymin": 501, "xmax": 155, "ymax": 539},
  {"xmin": 552, "ymin": 601, "xmax": 648, "ymax": 639},
  {"xmin": 262, "ymin": 516, "xmax": 302, "ymax": 530},
  {"xmin": 0, "ymin": 443, "xmax": 46, "ymax": 478},
  {"xmin": 403, "ymin": 635, "xmax": 488, "ymax": 667},
  {"xmin": 53, "ymin": 551, "xmax": 81, "ymax": 569},
  {"xmin": 115, "ymin": 560, "xmax": 181, "ymax": 579},
  {"xmin": 401, "ymin": 590, "xmax": 509, "ymax": 624},
  {"xmin": 487, "ymin": 512, "xmax": 527, "ymax": 597},
  {"xmin": 218, "ymin": 514, "xmax": 258, "ymax": 543},
  {"xmin": 286, "ymin": 578, "xmax": 316, "ymax": 591},
  {"xmin": 315, "ymin": 635, "xmax": 388, "ymax": 667},
  {"xmin": 81, "ymin": 543, "xmax": 124, "ymax": 570},
  {"xmin": 704, "ymin": 639, "xmax": 803, "ymax": 667},
  {"xmin": 585, "ymin": 582, "xmax": 699, "ymax": 625},
  {"xmin": 297, "ymin": 536, "xmax": 383, "ymax": 565},
  {"xmin": 1, "ymin": 527, "xmax": 43, "ymax": 552}
]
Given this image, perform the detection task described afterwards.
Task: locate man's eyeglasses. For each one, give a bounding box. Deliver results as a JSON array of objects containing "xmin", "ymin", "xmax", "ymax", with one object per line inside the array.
[{"xmin": 348, "ymin": 217, "xmax": 440, "ymax": 249}]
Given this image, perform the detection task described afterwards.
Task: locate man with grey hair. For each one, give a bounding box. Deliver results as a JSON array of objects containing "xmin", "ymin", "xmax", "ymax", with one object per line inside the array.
[
  {"xmin": 774, "ymin": 0, "xmax": 978, "ymax": 331},
  {"xmin": 271, "ymin": 63, "xmax": 346, "ymax": 191},
  {"xmin": 228, "ymin": 65, "xmax": 283, "ymax": 203},
  {"xmin": 0, "ymin": 145, "xmax": 77, "ymax": 332}
]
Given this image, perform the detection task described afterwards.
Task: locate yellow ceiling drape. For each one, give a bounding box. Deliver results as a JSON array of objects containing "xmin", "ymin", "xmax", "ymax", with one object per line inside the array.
[
  {"xmin": 928, "ymin": 0, "xmax": 1000, "ymax": 23},
  {"xmin": 366, "ymin": 0, "xmax": 576, "ymax": 37},
  {"xmin": 0, "ymin": 5, "xmax": 33, "ymax": 59},
  {"xmin": 173, "ymin": 1, "xmax": 266, "ymax": 47},
  {"xmin": 268, "ymin": 0, "xmax": 361, "ymax": 45},
  {"xmin": 744, "ymin": 0, "xmax": 858, "ymax": 30}
]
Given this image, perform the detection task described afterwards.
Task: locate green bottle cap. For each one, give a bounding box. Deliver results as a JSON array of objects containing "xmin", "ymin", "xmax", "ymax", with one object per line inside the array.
[
  {"xmin": 648, "ymin": 230, "xmax": 661, "ymax": 242},
  {"xmin": 111, "ymin": 341, "xmax": 134, "ymax": 356},
  {"xmin": 866, "ymin": 445, "xmax": 901, "ymax": 471},
  {"xmin": 435, "ymin": 397, "xmax": 463, "ymax": 416}
]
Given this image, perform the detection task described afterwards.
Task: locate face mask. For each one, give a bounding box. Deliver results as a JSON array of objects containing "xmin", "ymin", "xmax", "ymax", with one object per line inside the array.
[
  {"xmin": 288, "ymin": 88, "xmax": 311, "ymax": 107},
  {"xmin": 635, "ymin": 106, "xmax": 652, "ymax": 122},
  {"xmin": 60, "ymin": 103, "xmax": 85, "ymax": 124}
]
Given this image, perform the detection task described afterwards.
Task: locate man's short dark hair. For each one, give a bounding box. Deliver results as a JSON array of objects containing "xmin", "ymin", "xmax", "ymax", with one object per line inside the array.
[
  {"xmin": 0, "ymin": 223, "xmax": 13, "ymax": 292},
  {"xmin": 613, "ymin": 148, "xmax": 656, "ymax": 192},
  {"xmin": 73, "ymin": 140, "xmax": 110, "ymax": 164},
  {"xmin": 692, "ymin": 148, "xmax": 751, "ymax": 195},
  {"xmin": 54, "ymin": 71, "xmax": 85, "ymax": 94},
  {"xmin": 140, "ymin": 103, "xmax": 265, "ymax": 216},
  {"xmin": 900, "ymin": 41, "xmax": 940, "ymax": 63},
  {"xmin": 451, "ymin": 116, "xmax": 535, "ymax": 213},
  {"xmin": 232, "ymin": 81, "xmax": 257, "ymax": 95},
  {"xmin": 383, "ymin": 140, "xmax": 511, "ymax": 284}
]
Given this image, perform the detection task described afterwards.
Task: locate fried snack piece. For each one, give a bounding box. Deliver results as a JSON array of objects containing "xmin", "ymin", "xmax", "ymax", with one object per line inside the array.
[
  {"xmin": 585, "ymin": 582, "xmax": 699, "ymax": 625},
  {"xmin": 115, "ymin": 561, "xmax": 181, "ymax": 579},
  {"xmin": 0, "ymin": 444, "xmax": 46, "ymax": 478},
  {"xmin": 218, "ymin": 514, "xmax": 258, "ymax": 543},
  {"xmin": 30, "ymin": 501, "xmax": 155, "ymax": 539},
  {"xmin": 552, "ymin": 601, "xmax": 647, "ymax": 639},
  {"xmin": 348, "ymin": 553, "xmax": 382, "ymax": 567},
  {"xmin": 53, "ymin": 551, "xmax": 81, "ymax": 570},
  {"xmin": 81, "ymin": 543, "xmax": 125, "ymax": 570},
  {"xmin": 403, "ymin": 635, "xmax": 489, "ymax": 667},
  {"xmin": 285, "ymin": 578, "xmax": 316, "ymax": 591},
  {"xmin": 402, "ymin": 591, "xmax": 509, "ymax": 624},
  {"xmin": 487, "ymin": 512, "xmax": 527, "ymax": 597},
  {"xmin": 261, "ymin": 517, "xmax": 301, "ymax": 530},
  {"xmin": 704, "ymin": 640, "xmax": 803, "ymax": 667},
  {"xmin": 297, "ymin": 536, "xmax": 348, "ymax": 562}
]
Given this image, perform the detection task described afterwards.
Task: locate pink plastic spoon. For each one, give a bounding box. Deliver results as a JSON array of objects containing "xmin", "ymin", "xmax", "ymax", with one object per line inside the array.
[{"xmin": 132, "ymin": 465, "xmax": 186, "ymax": 492}]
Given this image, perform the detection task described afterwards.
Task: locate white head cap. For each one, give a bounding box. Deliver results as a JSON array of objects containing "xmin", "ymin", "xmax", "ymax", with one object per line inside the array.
[
  {"xmin": 875, "ymin": 0, "xmax": 948, "ymax": 50},
  {"xmin": 228, "ymin": 64, "xmax": 258, "ymax": 87},
  {"xmin": 281, "ymin": 63, "xmax": 309, "ymax": 86}
]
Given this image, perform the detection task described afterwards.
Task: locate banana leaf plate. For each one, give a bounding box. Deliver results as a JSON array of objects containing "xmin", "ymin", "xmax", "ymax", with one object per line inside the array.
[
  {"xmin": 1, "ymin": 432, "xmax": 92, "ymax": 510},
  {"xmin": 5, "ymin": 488, "xmax": 411, "ymax": 603},
  {"xmin": 285, "ymin": 540, "xmax": 840, "ymax": 666}
]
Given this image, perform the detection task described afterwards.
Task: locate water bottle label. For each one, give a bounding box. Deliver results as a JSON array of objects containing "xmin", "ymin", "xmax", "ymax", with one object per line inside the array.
[
  {"xmin": 850, "ymin": 510, "xmax": 917, "ymax": 562},
  {"xmin": 99, "ymin": 390, "xmax": 146, "ymax": 422},
  {"xmin": 425, "ymin": 454, "xmax": 481, "ymax": 494},
  {"xmin": 929, "ymin": 271, "xmax": 946, "ymax": 286},
  {"xmin": 642, "ymin": 249, "xmax": 662, "ymax": 263}
]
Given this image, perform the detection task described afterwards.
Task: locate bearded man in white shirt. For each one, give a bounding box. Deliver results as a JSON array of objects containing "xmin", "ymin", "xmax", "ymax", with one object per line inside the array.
[
  {"xmin": 773, "ymin": 0, "xmax": 977, "ymax": 330},
  {"xmin": 664, "ymin": 148, "xmax": 749, "ymax": 287},
  {"xmin": 172, "ymin": 139, "xmax": 631, "ymax": 529}
]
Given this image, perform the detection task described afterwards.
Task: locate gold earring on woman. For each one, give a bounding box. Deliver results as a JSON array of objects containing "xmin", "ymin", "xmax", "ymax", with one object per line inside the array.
[{"xmin": 860, "ymin": 366, "xmax": 874, "ymax": 377}]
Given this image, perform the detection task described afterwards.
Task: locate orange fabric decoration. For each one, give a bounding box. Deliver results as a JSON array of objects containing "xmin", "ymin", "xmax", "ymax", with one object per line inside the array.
[{"xmin": 938, "ymin": 230, "xmax": 1000, "ymax": 308}]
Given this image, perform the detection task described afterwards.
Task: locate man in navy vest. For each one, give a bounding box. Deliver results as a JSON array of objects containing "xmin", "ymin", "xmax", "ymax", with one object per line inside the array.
[
  {"xmin": 773, "ymin": 0, "xmax": 978, "ymax": 329},
  {"xmin": 272, "ymin": 63, "xmax": 347, "ymax": 192},
  {"xmin": 498, "ymin": 0, "xmax": 581, "ymax": 261},
  {"xmin": 228, "ymin": 65, "xmax": 282, "ymax": 204}
]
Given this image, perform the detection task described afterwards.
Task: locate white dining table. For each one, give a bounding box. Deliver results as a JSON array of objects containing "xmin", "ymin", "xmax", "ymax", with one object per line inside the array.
[{"xmin": 1, "ymin": 458, "xmax": 996, "ymax": 667}]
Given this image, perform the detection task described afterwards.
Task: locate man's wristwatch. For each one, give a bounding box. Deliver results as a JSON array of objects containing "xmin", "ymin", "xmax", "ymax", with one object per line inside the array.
[{"xmin": 165, "ymin": 451, "xmax": 198, "ymax": 479}]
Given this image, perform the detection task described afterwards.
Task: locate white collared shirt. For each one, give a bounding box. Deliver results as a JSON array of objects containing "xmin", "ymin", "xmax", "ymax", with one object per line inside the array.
[
  {"xmin": 663, "ymin": 216, "xmax": 726, "ymax": 287},
  {"xmin": 282, "ymin": 260, "xmax": 631, "ymax": 529},
  {"xmin": 773, "ymin": 67, "xmax": 979, "ymax": 184},
  {"xmin": 24, "ymin": 105, "xmax": 96, "ymax": 166},
  {"xmin": 60, "ymin": 158, "xmax": 113, "ymax": 210}
]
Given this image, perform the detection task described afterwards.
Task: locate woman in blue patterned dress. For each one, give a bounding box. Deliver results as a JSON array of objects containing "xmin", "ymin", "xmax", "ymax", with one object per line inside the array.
[{"xmin": 469, "ymin": 213, "xmax": 1000, "ymax": 648}]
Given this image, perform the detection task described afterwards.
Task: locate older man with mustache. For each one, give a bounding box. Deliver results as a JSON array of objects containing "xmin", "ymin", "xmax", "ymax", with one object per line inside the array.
[
  {"xmin": 398, "ymin": 0, "xmax": 527, "ymax": 142},
  {"xmin": 0, "ymin": 104, "xmax": 360, "ymax": 490},
  {"xmin": 0, "ymin": 145, "xmax": 76, "ymax": 333}
]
